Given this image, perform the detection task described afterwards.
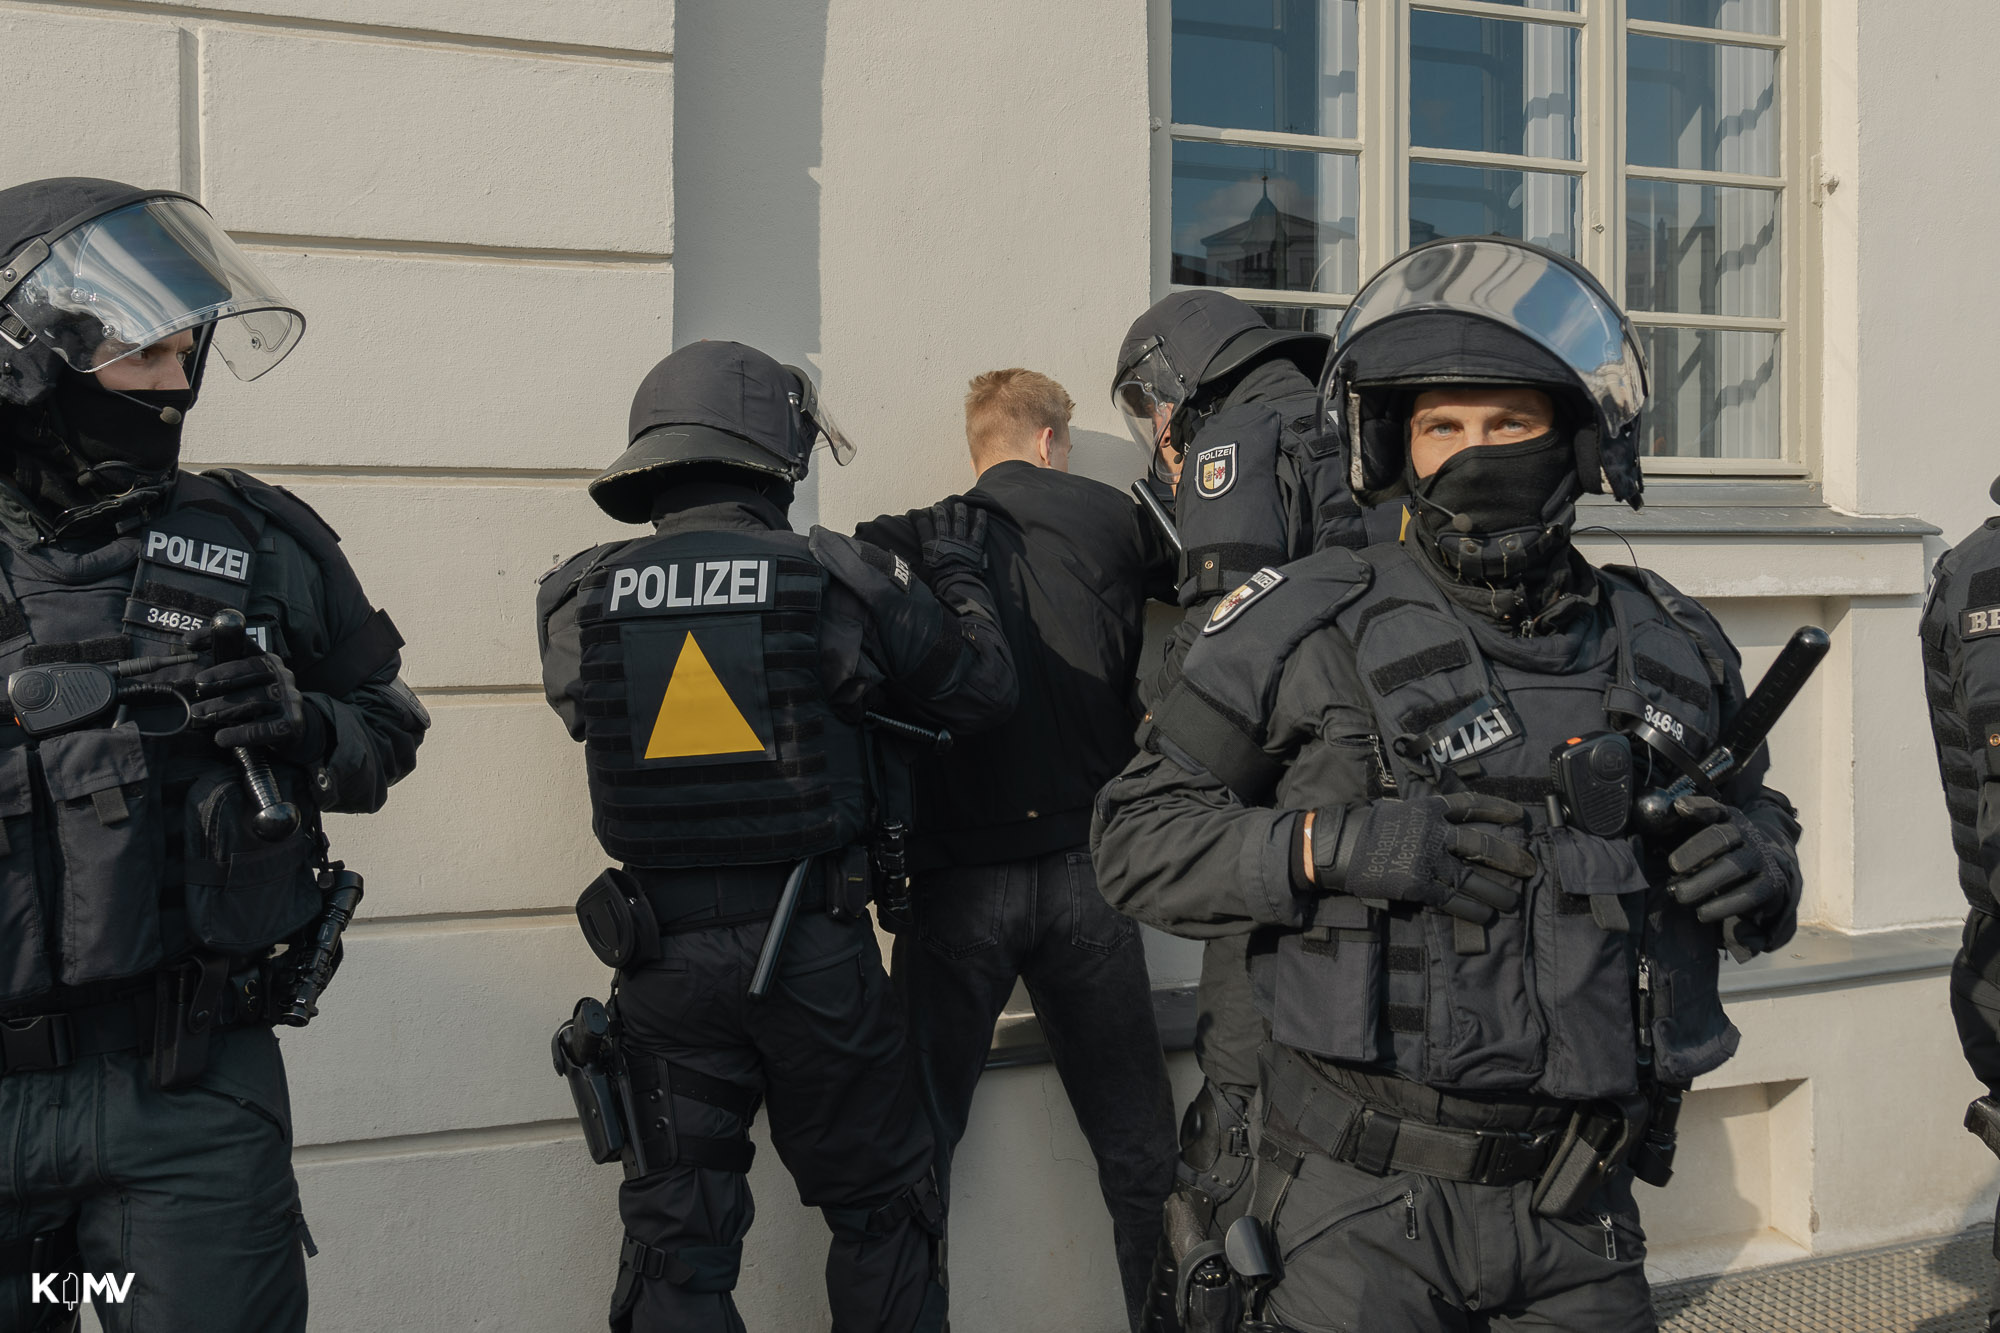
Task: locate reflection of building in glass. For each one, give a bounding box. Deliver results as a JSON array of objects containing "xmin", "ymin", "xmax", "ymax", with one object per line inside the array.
[{"xmin": 1173, "ymin": 179, "xmax": 1318, "ymax": 290}]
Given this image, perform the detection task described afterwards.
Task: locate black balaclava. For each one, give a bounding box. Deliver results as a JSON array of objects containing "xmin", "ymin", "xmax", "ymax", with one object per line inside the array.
[
  {"xmin": 1402, "ymin": 398, "xmax": 1584, "ymax": 594},
  {"xmin": 1, "ymin": 368, "xmax": 189, "ymax": 524}
]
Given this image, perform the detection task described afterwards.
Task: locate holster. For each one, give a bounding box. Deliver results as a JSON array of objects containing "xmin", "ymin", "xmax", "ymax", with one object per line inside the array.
[
  {"xmin": 551, "ymin": 997, "xmax": 629, "ymax": 1166},
  {"xmin": 1164, "ymin": 1193, "xmax": 1238, "ymax": 1333},
  {"xmin": 151, "ymin": 954, "xmax": 229, "ymax": 1090},
  {"xmin": 1530, "ymin": 1095, "xmax": 1647, "ymax": 1220},
  {"xmin": 577, "ymin": 868, "xmax": 661, "ymax": 970},
  {"xmin": 1966, "ymin": 1096, "xmax": 2000, "ymax": 1160}
]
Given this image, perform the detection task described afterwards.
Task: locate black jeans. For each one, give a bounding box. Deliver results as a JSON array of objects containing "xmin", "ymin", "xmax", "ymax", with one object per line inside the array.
[
  {"xmin": 615, "ymin": 911, "xmax": 945, "ymax": 1333},
  {"xmin": 895, "ymin": 847, "xmax": 1177, "ymax": 1332}
]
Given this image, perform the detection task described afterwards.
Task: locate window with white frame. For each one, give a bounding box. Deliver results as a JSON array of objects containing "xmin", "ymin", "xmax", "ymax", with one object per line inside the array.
[{"xmin": 1164, "ymin": 0, "xmax": 1799, "ymax": 468}]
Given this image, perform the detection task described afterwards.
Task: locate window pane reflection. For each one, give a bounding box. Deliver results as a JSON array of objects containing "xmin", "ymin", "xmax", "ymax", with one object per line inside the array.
[
  {"xmin": 1625, "ymin": 180, "xmax": 1779, "ymax": 318},
  {"xmin": 1627, "ymin": 36, "xmax": 1777, "ymax": 174},
  {"xmin": 1411, "ymin": 13, "xmax": 1578, "ymax": 159},
  {"xmin": 1477, "ymin": 0, "xmax": 1579, "ymax": 10},
  {"xmin": 1249, "ymin": 304, "xmax": 1338, "ymax": 333},
  {"xmin": 1172, "ymin": 142, "xmax": 1359, "ymax": 294},
  {"xmin": 1172, "ymin": 0, "xmax": 1358, "ymax": 139},
  {"xmin": 1637, "ymin": 326, "xmax": 1780, "ymax": 458},
  {"xmin": 1629, "ymin": 0, "xmax": 1778, "ymax": 35},
  {"xmin": 1409, "ymin": 163, "xmax": 1578, "ymax": 256}
]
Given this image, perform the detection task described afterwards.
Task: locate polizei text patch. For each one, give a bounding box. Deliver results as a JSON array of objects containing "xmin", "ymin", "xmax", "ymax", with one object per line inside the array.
[
  {"xmin": 143, "ymin": 529, "xmax": 251, "ymax": 584},
  {"xmin": 603, "ymin": 557, "xmax": 775, "ymax": 618}
]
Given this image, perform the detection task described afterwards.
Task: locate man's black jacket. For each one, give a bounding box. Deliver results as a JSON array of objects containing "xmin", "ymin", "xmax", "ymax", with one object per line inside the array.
[{"xmin": 858, "ymin": 460, "xmax": 1176, "ymax": 868}]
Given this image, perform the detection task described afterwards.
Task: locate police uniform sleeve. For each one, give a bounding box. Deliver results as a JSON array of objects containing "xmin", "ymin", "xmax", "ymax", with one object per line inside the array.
[
  {"xmin": 535, "ymin": 545, "xmax": 608, "ymax": 742},
  {"xmin": 220, "ymin": 478, "xmax": 428, "ymax": 815},
  {"xmin": 1093, "ymin": 630, "xmax": 1368, "ymax": 937},
  {"xmin": 809, "ymin": 527, "xmax": 1017, "ymax": 733},
  {"xmin": 1174, "ymin": 403, "xmax": 1289, "ymax": 609}
]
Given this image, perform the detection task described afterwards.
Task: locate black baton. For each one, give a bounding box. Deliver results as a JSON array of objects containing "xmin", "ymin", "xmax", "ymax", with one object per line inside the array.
[
  {"xmin": 1633, "ymin": 625, "xmax": 1831, "ymax": 838},
  {"xmin": 207, "ymin": 609, "xmax": 302, "ymax": 842},
  {"xmin": 748, "ymin": 857, "xmax": 815, "ymax": 1001},
  {"xmin": 864, "ymin": 711, "xmax": 952, "ymax": 754},
  {"xmin": 1131, "ymin": 479, "xmax": 1183, "ymax": 556}
]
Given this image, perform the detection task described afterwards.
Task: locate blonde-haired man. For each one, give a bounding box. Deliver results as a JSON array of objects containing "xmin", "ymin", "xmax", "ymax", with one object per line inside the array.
[{"xmin": 856, "ymin": 368, "xmax": 1179, "ymax": 1332}]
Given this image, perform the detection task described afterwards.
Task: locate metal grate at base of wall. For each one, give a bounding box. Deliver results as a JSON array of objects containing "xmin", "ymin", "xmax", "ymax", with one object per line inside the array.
[{"xmin": 1655, "ymin": 1228, "xmax": 1997, "ymax": 1332}]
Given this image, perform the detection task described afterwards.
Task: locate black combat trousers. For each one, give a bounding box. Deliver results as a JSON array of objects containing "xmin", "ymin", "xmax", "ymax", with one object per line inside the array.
[
  {"xmin": 1248, "ymin": 1061, "xmax": 1653, "ymax": 1333},
  {"xmin": 0, "ymin": 1027, "xmax": 309, "ymax": 1333},
  {"xmin": 1949, "ymin": 907, "xmax": 2000, "ymax": 1333},
  {"xmin": 613, "ymin": 910, "xmax": 945, "ymax": 1333},
  {"xmin": 895, "ymin": 847, "xmax": 1177, "ymax": 1332}
]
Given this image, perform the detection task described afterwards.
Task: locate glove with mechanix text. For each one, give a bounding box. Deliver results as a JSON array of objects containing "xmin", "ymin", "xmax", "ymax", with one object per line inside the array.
[
  {"xmin": 911, "ymin": 500, "xmax": 993, "ymax": 620},
  {"xmin": 1309, "ymin": 792, "xmax": 1537, "ymax": 925},
  {"xmin": 189, "ymin": 652, "xmax": 325, "ymax": 764},
  {"xmin": 1664, "ymin": 794, "xmax": 1802, "ymax": 960}
]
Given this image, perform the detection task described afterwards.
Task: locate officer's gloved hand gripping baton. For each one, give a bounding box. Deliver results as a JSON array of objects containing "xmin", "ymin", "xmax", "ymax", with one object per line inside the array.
[
  {"xmin": 202, "ymin": 609, "xmax": 303, "ymax": 842},
  {"xmin": 1630, "ymin": 625, "xmax": 1830, "ymax": 840}
]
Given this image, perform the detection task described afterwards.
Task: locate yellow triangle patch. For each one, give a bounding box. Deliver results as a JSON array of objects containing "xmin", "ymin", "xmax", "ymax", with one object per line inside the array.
[{"xmin": 644, "ymin": 633, "xmax": 767, "ymax": 759}]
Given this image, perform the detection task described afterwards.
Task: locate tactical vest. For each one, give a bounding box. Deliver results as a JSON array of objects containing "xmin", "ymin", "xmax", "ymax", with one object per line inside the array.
[
  {"xmin": 0, "ymin": 472, "xmax": 325, "ymax": 1006},
  {"xmin": 1920, "ymin": 522, "xmax": 2000, "ymax": 915},
  {"xmin": 1162, "ymin": 543, "xmax": 1742, "ymax": 1100},
  {"xmin": 572, "ymin": 527, "xmax": 871, "ymax": 868}
]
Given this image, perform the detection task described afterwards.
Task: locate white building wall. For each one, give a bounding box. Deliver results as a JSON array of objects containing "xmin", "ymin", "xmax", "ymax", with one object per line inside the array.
[
  {"xmin": 6, "ymin": 0, "xmax": 2000, "ymax": 1329},
  {"xmin": 1, "ymin": 2, "xmax": 667, "ymax": 1329}
]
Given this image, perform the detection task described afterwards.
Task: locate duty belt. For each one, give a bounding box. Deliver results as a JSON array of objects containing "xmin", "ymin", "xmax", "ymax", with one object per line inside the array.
[
  {"xmin": 635, "ymin": 864, "xmax": 830, "ymax": 934},
  {"xmin": 0, "ymin": 965, "xmax": 271, "ymax": 1078},
  {"xmin": 1263, "ymin": 1049, "xmax": 1563, "ymax": 1187}
]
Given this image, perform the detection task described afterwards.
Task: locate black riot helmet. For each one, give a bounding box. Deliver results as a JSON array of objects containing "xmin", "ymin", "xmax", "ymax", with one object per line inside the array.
[
  {"xmin": 590, "ymin": 340, "xmax": 857, "ymax": 524},
  {"xmin": 0, "ymin": 177, "xmax": 304, "ymax": 408},
  {"xmin": 1323, "ymin": 237, "xmax": 1648, "ymax": 510},
  {"xmin": 1112, "ymin": 289, "xmax": 1329, "ymax": 477}
]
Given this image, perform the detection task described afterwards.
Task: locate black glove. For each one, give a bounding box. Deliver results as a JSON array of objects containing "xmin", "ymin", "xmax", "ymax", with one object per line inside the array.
[
  {"xmin": 1665, "ymin": 794, "xmax": 1801, "ymax": 958},
  {"xmin": 913, "ymin": 500, "xmax": 988, "ymax": 579},
  {"xmin": 189, "ymin": 653, "xmax": 322, "ymax": 762},
  {"xmin": 1318, "ymin": 792, "xmax": 1538, "ymax": 925}
]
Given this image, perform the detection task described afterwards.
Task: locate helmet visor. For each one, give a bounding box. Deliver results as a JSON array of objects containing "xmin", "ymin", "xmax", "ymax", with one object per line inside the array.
[
  {"xmin": 1335, "ymin": 239, "xmax": 1646, "ymax": 433},
  {"xmin": 783, "ymin": 366, "xmax": 857, "ymax": 466},
  {"xmin": 3, "ymin": 196, "xmax": 303, "ymax": 382},
  {"xmin": 1111, "ymin": 339, "xmax": 1189, "ymax": 458}
]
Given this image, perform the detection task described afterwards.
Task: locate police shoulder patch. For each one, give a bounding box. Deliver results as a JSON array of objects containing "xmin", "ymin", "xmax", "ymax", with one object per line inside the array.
[
  {"xmin": 1203, "ymin": 567, "xmax": 1285, "ymax": 635},
  {"xmin": 1194, "ymin": 442, "xmax": 1237, "ymax": 498},
  {"xmin": 1965, "ymin": 604, "xmax": 2000, "ymax": 639}
]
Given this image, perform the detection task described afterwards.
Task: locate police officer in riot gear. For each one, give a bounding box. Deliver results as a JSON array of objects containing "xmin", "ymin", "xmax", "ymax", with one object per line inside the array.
[
  {"xmin": 1110, "ymin": 290, "xmax": 1392, "ymax": 1331},
  {"xmin": 536, "ymin": 340, "xmax": 1016, "ymax": 1333},
  {"xmin": 0, "ymin": 177, "xmax": 426, "ymax": 1331},
  {"xmin": 1919, "ymin": 482, "xmax": 2000, "ymax": 1333},
  {"xmin": 1095, "ymin": 238, "xmax": 1804, "ymax": 1331}
]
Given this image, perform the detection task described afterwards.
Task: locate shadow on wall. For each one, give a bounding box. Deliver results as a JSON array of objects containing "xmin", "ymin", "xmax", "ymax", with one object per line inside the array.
[
  {"xmin": 669, "ymin": 7, "xmax": 837, "ymax": 1332},
  {"xmin": 672, "ymin": 0, "xmax": 830, "ymax": 529}
]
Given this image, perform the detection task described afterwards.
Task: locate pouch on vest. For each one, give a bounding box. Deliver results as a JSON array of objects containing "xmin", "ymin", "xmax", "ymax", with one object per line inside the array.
[
  {"xmin": 181, "ymin": 767, "xmax": 320, "ymax": 955},
  {"xmin": 1268, "ymin": 895, "xmax": 1383, "ymax": 1065},
  {"xmin": 1537, "ymin": 828, "xmax": 1649, "ymax": 1099},
  {"xmin": 1644, "ymin": 905, "xmax": 1740, "ymax": 1082},
  {"xmin": 577, "ymin": 868, "xmax": 661, "ymax": 969},
  {"xmin": 40, "ymin": 725, "xmax": 166, "ymax": 985},
  {"xmin": 0, "ymin": 742, "xmax": 49, "ymax": 1002},
  {"xmin": 825, "ymin": 843, "xmax": 873, "ymax": 922}
]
